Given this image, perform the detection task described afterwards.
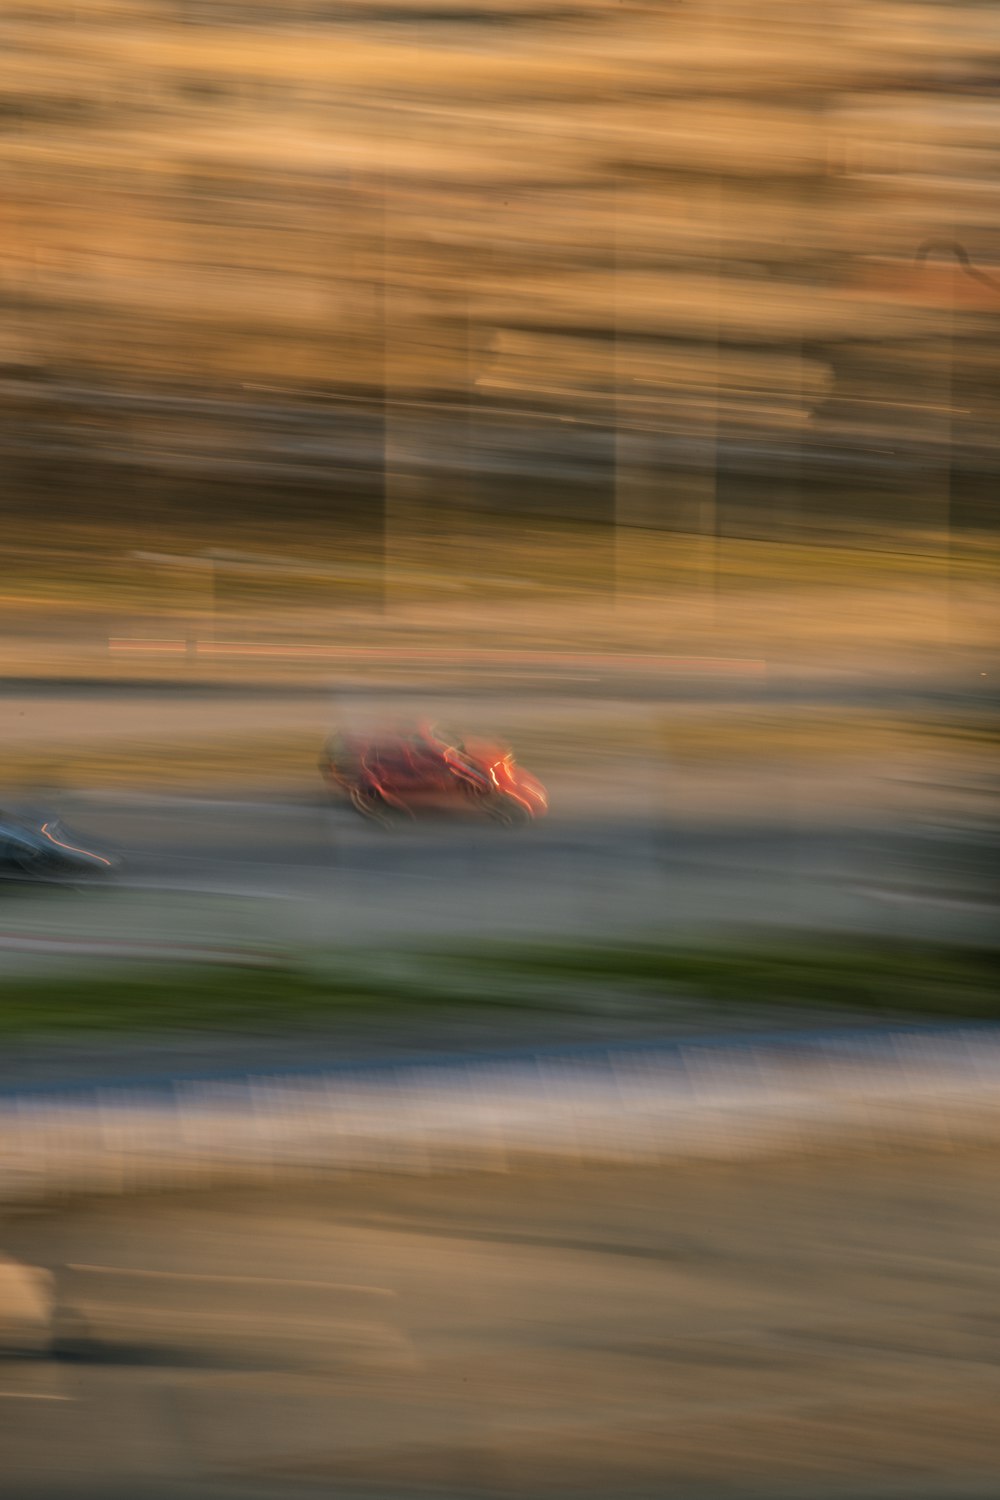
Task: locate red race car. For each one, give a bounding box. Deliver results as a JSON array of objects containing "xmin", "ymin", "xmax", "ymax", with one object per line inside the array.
[{"xmin": 320, "ymin": 723, "xmax": 547, "ymax": 826}]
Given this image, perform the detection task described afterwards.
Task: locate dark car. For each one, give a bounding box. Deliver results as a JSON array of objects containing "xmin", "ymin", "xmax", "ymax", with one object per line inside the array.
[{"xmin": 0, "ymin": 812, "xmax": 120, "ymax": 881}]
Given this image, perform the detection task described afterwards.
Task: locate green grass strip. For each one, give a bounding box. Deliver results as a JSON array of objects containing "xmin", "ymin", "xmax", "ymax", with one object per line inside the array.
[{"xmin": 0, "ymin": 936, "xmax": 998, "ymax": 1036}]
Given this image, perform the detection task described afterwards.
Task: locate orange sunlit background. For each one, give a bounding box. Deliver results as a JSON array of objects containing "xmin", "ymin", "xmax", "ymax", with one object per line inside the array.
[{"xmin": 3, "ymin": 0, "xmax": 999, "ymax": 575}]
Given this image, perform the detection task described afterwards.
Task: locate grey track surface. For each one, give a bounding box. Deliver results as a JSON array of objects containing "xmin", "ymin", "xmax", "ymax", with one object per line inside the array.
[
  {"xmin": 55, "ymin": 798, "xmax": 875, "ymax": 876},
  {"xmin": 0, "ymin": 672, "xmax": 997, "ymax": 707},
  {"xmin": 2, "ymin": 1153, "xmax": 1000, "ymax": 1499},
  {"xmin": 37, "ymin": 787, "xmax": 995, "ymax": 927}
]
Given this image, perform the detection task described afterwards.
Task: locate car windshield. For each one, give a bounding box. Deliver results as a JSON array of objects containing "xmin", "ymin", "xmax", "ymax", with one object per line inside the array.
[{"xmin": 430, "ymin": 726, "xmax": 466, "ymax": 753}]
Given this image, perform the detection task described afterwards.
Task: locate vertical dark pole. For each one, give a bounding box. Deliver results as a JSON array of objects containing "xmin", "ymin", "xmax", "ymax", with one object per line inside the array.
[
  {"xmin": 912, "ymin": 240, "xmax": 991, "ymax": 640},
  {"xmin": 943, "ymin": 276, "xmax": 954, "ymax": 643},
  {"xmin": 461, "ymin": 282, "xmax": 475, "ymax": 545}
]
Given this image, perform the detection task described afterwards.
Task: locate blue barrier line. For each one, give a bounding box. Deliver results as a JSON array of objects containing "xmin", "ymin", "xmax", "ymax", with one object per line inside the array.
[{"xmin": 2, "ymin": 1020, "xmax": 997, "ymax": 1107}]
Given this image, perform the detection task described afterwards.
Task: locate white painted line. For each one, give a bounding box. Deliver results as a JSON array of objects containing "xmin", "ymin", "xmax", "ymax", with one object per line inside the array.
[
  {"xmin": 0, "ymin": 1392, "xmax": 74, "ymax": 1402},
  {"xmin": 68, "ymin": 1266, "xmax": 395, "ymax": 1296},
  {"xmin": 108, "ymin": 639, "xmax": 186, "ymax": 654},
  {"xmin": 479, "ymin": 672, "xmax": 604, "ymax": 681},
  {"xmin": 116, "ymin": 878, "xmax": 300, "ymax": 902},
  {"xmin": 0, "ymin": 933, "xmax": 285, "ymax": 962},
  {"xmin": 854, "ymin": 886, "xmax": 998, "ymax": 914},
  {"xmin": 197, "ymin": 643, "xmax": 335, "ymax": 657},
  {"xmin": 67, "ymin": 791, "xmax": 320, "ymax": 817}
]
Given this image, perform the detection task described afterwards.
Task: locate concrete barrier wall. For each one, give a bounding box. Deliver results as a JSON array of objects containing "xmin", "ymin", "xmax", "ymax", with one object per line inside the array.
[{"xmin": 2, "ymin": 1026, "xmax": 999, "ymax": 1203}]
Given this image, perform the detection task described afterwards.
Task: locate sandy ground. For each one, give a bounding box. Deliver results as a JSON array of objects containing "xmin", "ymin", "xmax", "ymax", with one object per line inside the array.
[{"xmin": 1, "ymin": 1150, "xmax": 999, "ymax": 1498}]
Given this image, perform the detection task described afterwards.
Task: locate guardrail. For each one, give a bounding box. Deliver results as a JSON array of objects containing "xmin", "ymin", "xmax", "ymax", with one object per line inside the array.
[{"xmin": 2, "ymin": 1025, "xmax": 999, "ymax": 1203}]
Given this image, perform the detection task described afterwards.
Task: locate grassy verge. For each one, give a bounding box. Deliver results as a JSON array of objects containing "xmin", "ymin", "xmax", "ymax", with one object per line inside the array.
[
  {"xmin": 0, "ymin": 966, "xmax": 427, "ymax": 1036},
  {"xmin": 1, "ymin": 937, "xmax": 998, "ymax": 1037},
  {"xmin": 433, "ymin": 940, "xmax": 1000, "ymax": 1019}
]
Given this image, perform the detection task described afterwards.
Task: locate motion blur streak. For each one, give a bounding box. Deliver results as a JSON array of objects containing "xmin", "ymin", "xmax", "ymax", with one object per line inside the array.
[
  {"xmin": 107, "ymin": 640, "xmax": 187, "ymax": 655},
  {"xmin": 1, "ymin": 1, "xmax": 999, "ymax": 1498},
  {"xmin": 39, "ymin": 824, "xmax": 113, "ymax": 867}
]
